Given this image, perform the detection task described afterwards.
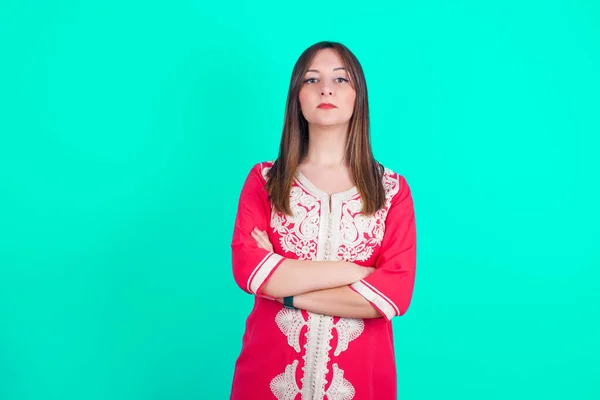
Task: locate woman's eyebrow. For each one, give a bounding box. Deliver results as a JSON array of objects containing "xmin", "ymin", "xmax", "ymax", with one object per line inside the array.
[{"xmin": 306, "ymin": 67, "xmax": 347, "ymax": 73}]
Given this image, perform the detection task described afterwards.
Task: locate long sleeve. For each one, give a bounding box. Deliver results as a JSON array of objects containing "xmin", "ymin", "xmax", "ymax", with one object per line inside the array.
[
  {"xmin": 231, "ymin": 163, "xmax": 285, "ymax": 296},
  {"xmin": 349, "ymin": 175, "xmax": 417, "ymax": 321}
]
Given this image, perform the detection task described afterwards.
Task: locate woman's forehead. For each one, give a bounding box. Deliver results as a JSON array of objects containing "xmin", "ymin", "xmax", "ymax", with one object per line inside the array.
[{"xmin": 307, "ymin": 49, "xmax": 345, "ymax": 70}]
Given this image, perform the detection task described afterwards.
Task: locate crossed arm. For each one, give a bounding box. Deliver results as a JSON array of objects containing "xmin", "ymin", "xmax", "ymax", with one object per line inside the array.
[
  {"xmin": 250, "ymin": 228, "xmax": 383, "ymax": 319},
  {"xmin": 232, "ymin": 165, "xmax": 415, "ymax": 321}
]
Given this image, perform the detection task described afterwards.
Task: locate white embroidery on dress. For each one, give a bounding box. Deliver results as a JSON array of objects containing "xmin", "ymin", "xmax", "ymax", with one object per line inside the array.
[
  {"xmin": 325, "ymin": 363, "xmax": 356, "ymax": 400},
  {"xmin": 337, "ymin": 169, "xmax": 400, "ymax": 262},
  {"xmin": 301, "ymin": 313, "xmax": 335, "ymax": 400},
  {"xmin": 270, "ymin": 359, "xmax": 301, "ymax": 400},
  {"xmin": 275, "ymin": 308, "xmax": 306, "ymax": 353},
  {"xmin": 261, "ymin": 163, "xmax": 322, "ymax": 261},
  {"xmin": 262, "ymin": 163, "xmax": 399, "ymax": 400},
  {"xmin": 270, "ymin": 187, "xmax": 321, "ymax": 260},
  {"xmin": 333, "ymin": 318, "xmax": 364, "ymax": 356},
  {"xmin": 269, "ymin": 290, "xmax": 364, "ymax": 399},
  {"xmin": 261, "ymin": 163, "xmax": 273, "ymax": 181}
]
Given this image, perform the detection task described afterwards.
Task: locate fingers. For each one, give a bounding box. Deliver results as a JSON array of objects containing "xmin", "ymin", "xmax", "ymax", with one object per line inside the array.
[
  {"xmin": 358, "ymin": 266, "xmax": 376, "ymax": 280},
  {"xmin": 251, "ymin": 228, "xmax": 265, "ymax": 243},
  {"xmin": 251, "ymin": 228, "xmax": 273, "ymax": 251},
  {"xmin": 250, "ymin": 228, "xmax": 263, "ymax": 245}
]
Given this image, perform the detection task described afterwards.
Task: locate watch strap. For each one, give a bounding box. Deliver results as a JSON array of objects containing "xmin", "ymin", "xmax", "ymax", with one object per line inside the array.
[{"xmin": 283, "ymin": 296, "xmax": 295, "ymax": 309}]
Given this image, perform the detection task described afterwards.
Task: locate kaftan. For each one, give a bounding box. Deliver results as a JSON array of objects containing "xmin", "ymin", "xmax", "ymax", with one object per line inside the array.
[{"xmin": 230, "ymin": 161, "xmax": 416, "ymax": 400}]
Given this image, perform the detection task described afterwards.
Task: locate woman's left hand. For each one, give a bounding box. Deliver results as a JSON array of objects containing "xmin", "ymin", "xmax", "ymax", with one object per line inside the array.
[{"xmin": 251, "ymin": 228, "xmax": 274, "ymax": 252}]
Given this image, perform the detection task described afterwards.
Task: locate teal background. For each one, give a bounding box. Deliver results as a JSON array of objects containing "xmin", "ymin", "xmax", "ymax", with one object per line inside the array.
[{"xmin": 1, "ymin": 1, "xmax": 599, "ymax": 399}]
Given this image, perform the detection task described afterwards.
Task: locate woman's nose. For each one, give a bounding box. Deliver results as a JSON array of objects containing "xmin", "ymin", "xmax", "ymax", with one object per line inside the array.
[{"xmin": 321, "ymin": 84, "xmax": 333, "ymax": 96}]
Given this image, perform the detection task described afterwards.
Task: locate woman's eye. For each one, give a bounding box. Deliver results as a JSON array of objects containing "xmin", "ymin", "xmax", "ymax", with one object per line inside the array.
[{"xmin": 303, "ymin": 77, "xmax": 349, "ymax": 84}]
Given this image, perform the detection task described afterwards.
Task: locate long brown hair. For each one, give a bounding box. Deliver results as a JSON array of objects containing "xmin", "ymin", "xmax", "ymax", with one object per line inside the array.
[{"xmin": 266, "ymin": 41, "xmax": 386, "ymax": 216}]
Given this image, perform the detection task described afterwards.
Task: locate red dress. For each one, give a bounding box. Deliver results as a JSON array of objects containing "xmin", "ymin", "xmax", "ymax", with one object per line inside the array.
[{"xmin": 230, "ymin": 161, "xmax": 417, "ymax": 400}]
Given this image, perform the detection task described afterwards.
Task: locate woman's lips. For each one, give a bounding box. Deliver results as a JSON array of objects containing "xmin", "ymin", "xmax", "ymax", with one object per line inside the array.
[{"xmin": 317, "ymin": 103, "xmax": 336, "ymax": 110}]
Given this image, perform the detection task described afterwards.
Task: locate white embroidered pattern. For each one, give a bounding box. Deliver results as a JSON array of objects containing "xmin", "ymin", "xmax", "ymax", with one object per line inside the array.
[
  {"xmin": 337, "ymin": 169, "xmax": 400, "ymax": 262},
  {"xmin": 270, "ymin": 359, "xmax": 301, "ymax": 400},
  {"xmin": 262, "ymin": 163, "xmax": 321, "ymax": 261},
  {"xmin": 334, "ymin": 318, "xmax": 365, "ymax": 356},
  {"xmin": 301, "ymin": 313, "xmax": 335, "ymax": 399},
  {"xmin": 261, "ymin": 164, "xmax": 271, "ymax": 181},
  {"xmin": 275, "ymin": 308, "xmax": 306, "ymax": 353},
  {"xmin": 271, "ymin": 309, "xmax": 306, "ymax": 400},
  {"xmin": 325, "ymin": 364, "xmax": 356, "ymax": 400},
  {"xmin": 263, "ymin": 162, "xmax": 395, "ymax": 400},
  {"xmin": 270, "ymin": 187, "xmax": 321, "ymax": 260},
  {"xmin": 271, "ymin": 309, "xmax": 364, "ymax": 400}
]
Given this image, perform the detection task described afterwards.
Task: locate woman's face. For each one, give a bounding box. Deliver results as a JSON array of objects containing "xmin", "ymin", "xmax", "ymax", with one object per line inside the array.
[{"xmin": 298, "ymin": 48, "xmax": 356, "ymax": 129}]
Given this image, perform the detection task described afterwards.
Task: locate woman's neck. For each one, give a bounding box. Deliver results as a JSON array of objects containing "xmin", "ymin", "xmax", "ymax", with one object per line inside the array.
[{"xmin": 303, "ymin": 123, "xmax": 349, "ymax": 167}]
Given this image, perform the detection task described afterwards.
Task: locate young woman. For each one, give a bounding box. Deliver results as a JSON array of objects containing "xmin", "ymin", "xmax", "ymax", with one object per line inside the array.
[{"xmin": 230, "ymin": 41, "xmax": 417, "ymax": 400}]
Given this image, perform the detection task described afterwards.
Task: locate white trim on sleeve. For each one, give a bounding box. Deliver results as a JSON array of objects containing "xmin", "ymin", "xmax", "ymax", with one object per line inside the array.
[
  {"xmin": 247, "ymin": 253, "xmax": 284, "ymax": 294},
  {"xmin": 351, "ymin": 280, "xmax": 399, "ymax": 320}
]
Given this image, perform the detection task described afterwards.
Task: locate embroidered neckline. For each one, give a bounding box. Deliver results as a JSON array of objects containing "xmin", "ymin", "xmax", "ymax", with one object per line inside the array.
[{"xmin": 295, "ymin": 170, "xmax": 359, "ymax": 201}]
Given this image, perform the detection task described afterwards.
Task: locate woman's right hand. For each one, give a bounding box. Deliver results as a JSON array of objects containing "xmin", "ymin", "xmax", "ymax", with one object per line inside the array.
[{"xmin": 353, "ymin": 264, "xmax": 375, "ymax": 281}]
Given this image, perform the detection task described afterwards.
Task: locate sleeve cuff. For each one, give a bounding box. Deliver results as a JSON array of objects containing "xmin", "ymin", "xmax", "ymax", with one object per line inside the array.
[
  {"xmin": 247, "ymin": 253, "xmax": 285, "ymax": 295},
  {"xmin": 350, "ymin": 280, "xmax": 399, "ymax": 321}
]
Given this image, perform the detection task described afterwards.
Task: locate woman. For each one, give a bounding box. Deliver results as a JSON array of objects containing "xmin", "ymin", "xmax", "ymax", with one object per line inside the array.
[{"xmin": 230, "ymin": 41, "xmax": 417, "ymax": 400}]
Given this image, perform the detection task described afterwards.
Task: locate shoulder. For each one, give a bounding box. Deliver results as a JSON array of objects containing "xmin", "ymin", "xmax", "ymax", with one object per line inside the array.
[
  {"xmin": 380, "ymin": 164, "xmax": 411, "ymax": 202},
  {"xmin": 247, "ymin": 160, "xmax": 276, "ymax": 183}
]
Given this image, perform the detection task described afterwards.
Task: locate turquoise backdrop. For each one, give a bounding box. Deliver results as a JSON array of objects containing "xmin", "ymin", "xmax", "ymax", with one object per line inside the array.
[{"xmin": 1, "ymin": 1, "xmax": 599, "ymax": 399}]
